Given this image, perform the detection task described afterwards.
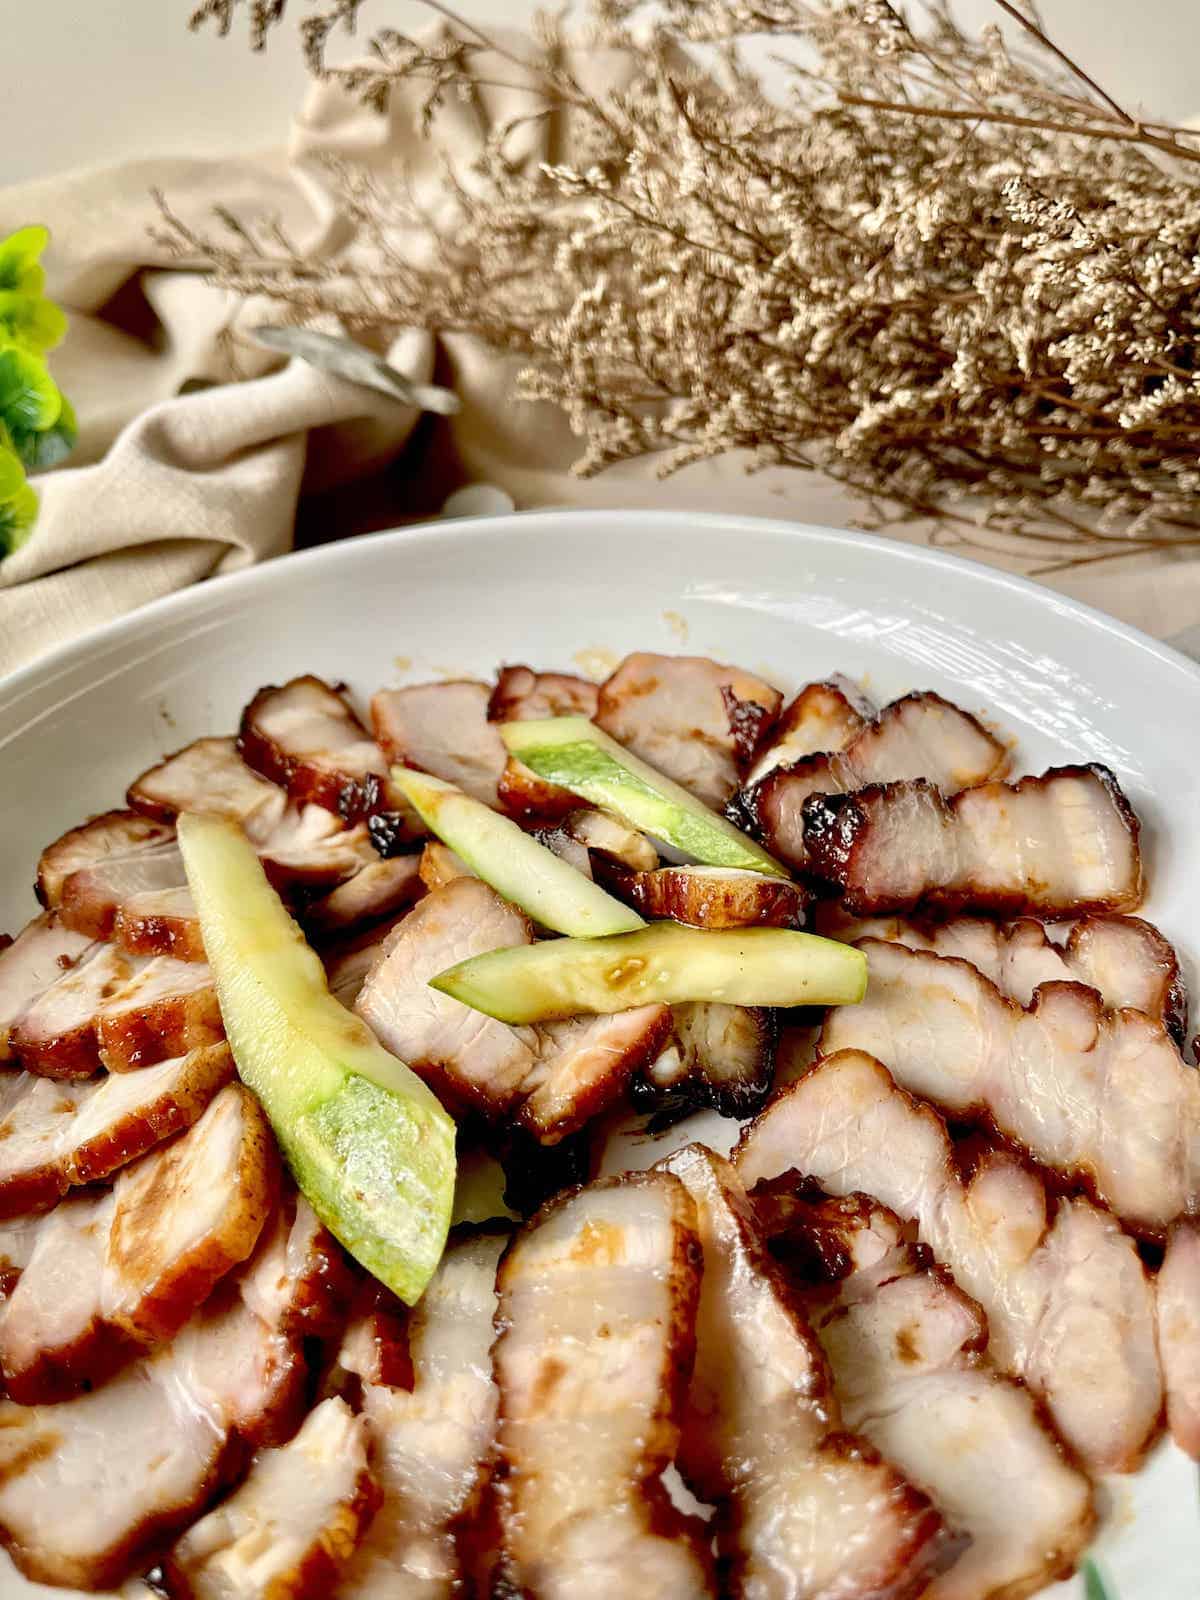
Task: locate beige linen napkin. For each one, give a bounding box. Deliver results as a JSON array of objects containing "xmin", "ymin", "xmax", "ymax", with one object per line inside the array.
[{"xmin": 2, "ymin": 33, "xmax": 1199, "ymax": 679}]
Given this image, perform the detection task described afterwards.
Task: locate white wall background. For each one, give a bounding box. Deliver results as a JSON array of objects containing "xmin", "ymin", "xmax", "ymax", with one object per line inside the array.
[{"xmin": 6, "ymin": 1, "xmax": 1200, "ymax": 187}]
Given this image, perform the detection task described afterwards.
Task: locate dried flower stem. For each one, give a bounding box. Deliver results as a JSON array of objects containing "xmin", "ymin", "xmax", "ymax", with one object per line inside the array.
[{"xmin": 177, "ymin": 0, "xmax": 1200, "ymax": 571}]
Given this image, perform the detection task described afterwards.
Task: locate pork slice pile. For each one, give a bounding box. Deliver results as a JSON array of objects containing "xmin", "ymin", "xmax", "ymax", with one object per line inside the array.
[
  {"xmin": 735, "ymin": 1050, "xmax": 1164, "ymax": 1475},
  {"xmin": 664, "ymin": 1146, "xmax": 953, "ymax": 1598},
  {"xmin": 732, "ymin": 691, "xmax": 1008, "ymax": 869},
  {"xmin": 0, "ymin": 649, "xmax": 1194, "ymax": 1594},
  {"xmin": 758, "ymin": 1188, "xmax": 1096, "ymax": 1600}
]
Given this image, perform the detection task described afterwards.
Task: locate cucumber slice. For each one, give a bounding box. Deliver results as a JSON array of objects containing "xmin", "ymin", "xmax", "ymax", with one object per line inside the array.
[
  {"xmin": 429, "ymin": 922, "xmax": 868, "ymax": 1023},
  {"xmin": 393, "ymin": 767, "xmax": 644, "ymax": 938},
  {"xmin": 178, "ymin": 812, "xmax": 456, "ymax": 1304},
  {"xmin": 500, "ymin": 716, "xmax": 788, "ymax": 878}
]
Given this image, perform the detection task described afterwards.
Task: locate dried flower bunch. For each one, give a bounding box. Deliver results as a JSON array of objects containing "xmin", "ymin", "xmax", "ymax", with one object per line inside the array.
[{"xmin": 180, "ymin": 0, "xmax": 1200, "ymax": 569}]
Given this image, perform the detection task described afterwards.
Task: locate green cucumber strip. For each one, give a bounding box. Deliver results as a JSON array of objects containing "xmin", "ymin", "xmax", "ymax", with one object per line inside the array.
[
  {"xmin": 179, "ymin": 812, "xmax": 456, "ymax": 1304},
  {"xmin": 430, "ymin": 921, "xmax": 868, "ymax": 1024},
  {"xmin": 499, "ymin": 716, "xmax": 788, "ymax": 878},
  {"xmin": 393, "ymin": 767, "xmax": 643, "ymax": 937}
]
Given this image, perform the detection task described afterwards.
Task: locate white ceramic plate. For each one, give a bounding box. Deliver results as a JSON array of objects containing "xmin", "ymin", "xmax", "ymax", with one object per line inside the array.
[{"xmin": 1, "ymin": 509, "xmax": 1197, "ymax": 1599}]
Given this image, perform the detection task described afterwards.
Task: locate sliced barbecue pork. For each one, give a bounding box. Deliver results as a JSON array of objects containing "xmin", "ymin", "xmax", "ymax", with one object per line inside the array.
[
  {"xmin": 734, "ymin": 692, "xmax": 1007, "ymax": 870},
  {"xmin": 37, "ymin": 811, "xmax": 175, "ymax": 911},
  {"xmin": 0, "ymin": 916, "xmax": 96, "ymax": 1062},
  {"xmin": 488, "ymin": 665, "xmax": 600, "ymax": 724},
  {"xmin": 595, "ymin": 651, "xmax": 782, "ymax": 808},
  {"xmin": 562, "ymin": 808, "xmax": 660, "ymax": 871},
  {"xmin": 820, "ymin": 909, "xmax": 1187, "ymax": 1039},
  {"xmin": 821, "ymin": 938, "xmax": 1200, "ymax": 1238},
  {"xmin": 256, "ymin": 810, "xmax": 376, "ymax": 893},
  {"xmin": 303, "ymin": 854, "xmax": 425, "ymax": 939},
  {"xmin": 59, "ymin": 841, "xmax": 189, "ymax": 942},
  {"xmin": 636, "ymin": 1003, "xmax": 777, "ymax": 1120},
  {"xmin": 9, "ymin": 949, "xmax": 223, "ymax": 1079},
  {"xmin": 804, "ymin": 764, "xmax": 1143, "ymax": 915},
  {"xmin": 492, "ymin": 1175, "xmax": 715, "ymax": 1599},
  {"xmin": 8, "ymin": 943, "xmax": 127, "ymax": 1079},
  {"xmin": 665, "ymin": 1146, "xmax": 952, "ymax": 1600},
  {"xmin": 127, "ymin": 738, "xmax": 288, "ymax": 837},
  {"xmin": 735, "ymin": 1051, "xmax": 1163, "ymax": 1474},
  {"xmin": 778, "ymin": 1194, "xmax": 1095, "ymax": 1600},
  {"xmin": 355, "ymin": 879, "xmax": 670, "ymax": 1141},
  {"xmin": 95, "ymin": 955, "xmax": 223, "ymax": 1071},
  {"xmin": 0, "ymin": 1084, "xmax": 275, "ymax": 1401},
  {"xmin": 166, "ymin": 1396, "xmax": 378, "ymax": 1600},
  {"xmin": 744, "ymin": 676, "xmax": 873, "ymax": 785},
  {"xmin": 113, "ymin": 885, "xmax": 206, "ymax": 963},
  {"xmin": 1158, "ymin": 1222, "xmax": 1200, "ymax": 1460},
  {"xmin": 372, "ymin": 681, "xmax": 507, "ymax": 807},
  {"xmin": 596, "ymin": 862, "xmax": 808, "ymax": 929},
  {"xmin": 0, "ymin": 1194, "xmax": 348, "ymax": 1590},
  {"xmin": 338, "ymin": 1231, "xmax": 506, "ymax": 1598},
  {"xmin": 238, "ymin": 674, "xmax": 391, "ymax": 821},
  {"xmin": 0, "ymin": 1044, "xmax": 235, "ymax": 1218}
]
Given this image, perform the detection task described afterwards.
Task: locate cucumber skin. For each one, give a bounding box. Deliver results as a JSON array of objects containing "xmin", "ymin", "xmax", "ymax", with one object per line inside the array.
[
  {"xmin": 431, "ymin": 922, "xmax": 868, "ymax": 1024},
  {"xmin": 500, "ymin": 719, "xmax": 788, "ymax": 878}
]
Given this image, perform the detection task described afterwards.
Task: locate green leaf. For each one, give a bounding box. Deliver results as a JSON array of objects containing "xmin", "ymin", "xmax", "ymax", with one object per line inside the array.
[
  {"xmin": 0, "ymin": 226, "xmax": 49, "ymax": 296},
  {"xmin": 1083, "ymin": 1558, "xmax": 1116, "ymax": 1600},
  {"xmin": 0, "ymin": 345, "xmax": 61, "ymax": 450},
  {"xmin": 21, "ymin": 392, "xmax": 77, "ymax": 470},
  {"xmin": 0, "ymin": 440, "xmax": 37, "ymax": 556},
  {"xmin": 0, "ymin": 290, "xmax": 67, "ymax": 354}
]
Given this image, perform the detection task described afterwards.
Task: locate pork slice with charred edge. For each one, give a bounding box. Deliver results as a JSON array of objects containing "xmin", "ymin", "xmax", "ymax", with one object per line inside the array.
[
  {"xmin": 761, "ymin": 1188, "xmax": 1095, "ymax": 1600},
  {"xmin": 593, "ymin": 860, "xmax": 809, "ymax": 929},
  {"xmin": 335, "ymin": 1230, "xmax": 507, "ymax": 1599},
  {"xmin": 95, "ymin": 955, "xmax": 225, "ymax": 1072},
  {"xmin": 355, "ymin": 879, "xmax": 670, "ymax": 1143},
  {"xmin": 0, "ymin": 916, "xmax": 97, "ymax": 1063},
  {"xmin": 238, "ymin": 674, "xmax": 392, "ymax": 822},
  {"xmin": 0, "ymin": 1192, "xmax": 352, "ymax": 1591},
  {"xmin": 734, "ymin": 1050, "xmax": 1163, "ymax": 1475},
  {"xmin": 596, "ymin": 652, "xmax": 783, "ymax": 809},
  {"xmin": 58, "ymin": 842, "xmax": 189, "ymax": 943},
  {"xmin": 9, "ymin": 950, "xmax": 224, "ymax": 1080},
  {"xmin": 633, "ymin": 1003, "xmax": 777, "ymax": 1124},
  {"xmin": 492, "ymin": 1173, "xmax": 716, "ymax": 1599},
  {"xmin": 0, "ymin": 1043, "xmax": 236, "ymax": 1219},
  {"xmin": 1158, "ymin": 1220, "xmax": 1200, "ymax": 1460},
  {"xmin": 821, "ymin": 938, "xmax": 1200, "ymax": 1239},
  {"xmin": 113, "ymin": 885, "xmax": 206, "ymax": 964},
  {"xmin": 165, "ymin": 1395, "xmax": 379, "ymax": 1600},
  {"xmin": 743, "ymin": 676, "xmax": 874, "ymax": 786},
  {"xmin": 0, "ymin": 1083, "xmax": 276, "ymax": 1403},
  {"xmin": 664, "ymin": 1145, "xmax": 955, "ymax": 1600},
  {"xmin": 802, "ymin": 765, "xmax": 1143, "ymax": 916},
  {"xmin": 37, "ymin": 811, "xmax": 176, "ymax": 911},
  {"xmin": 731, "ymin": 691, "xmax": 1007, "ymax": 871},
  {"xmin": 7, "ymin": 944, "xmax": 130, "ymax": 1079},
  {"xmin": 818, "ymin": 908, "xmax": 1187, "ymax": 1042}
]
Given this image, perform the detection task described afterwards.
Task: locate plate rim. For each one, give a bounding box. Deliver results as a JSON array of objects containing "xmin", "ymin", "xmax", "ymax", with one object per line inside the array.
[{"xmin": 4, "ymin": 509, "xmax": 1200, "ymax": 706}]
